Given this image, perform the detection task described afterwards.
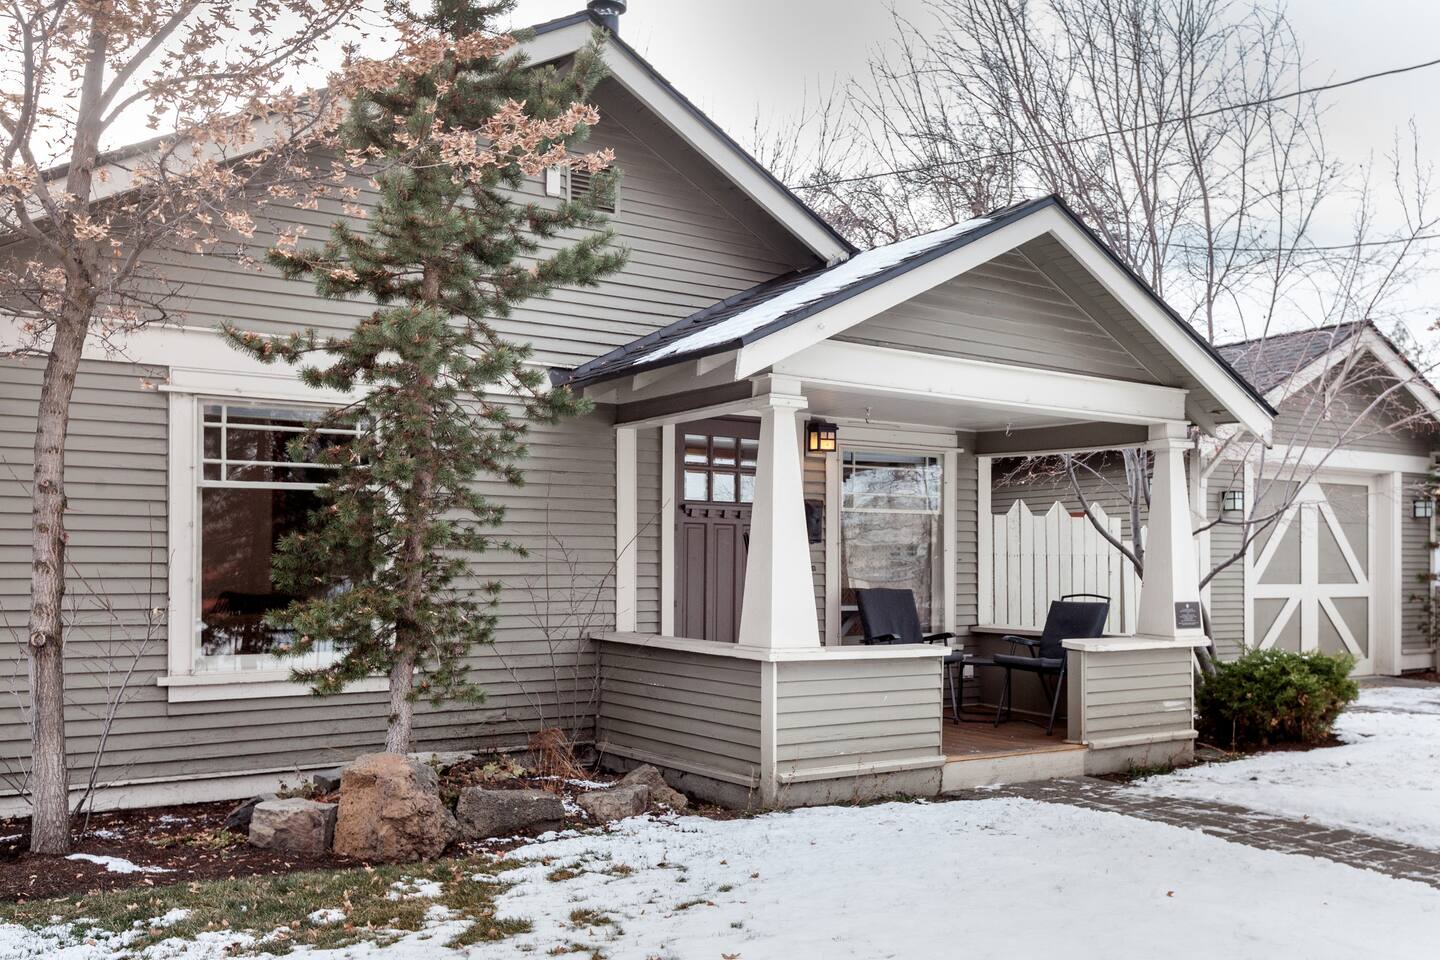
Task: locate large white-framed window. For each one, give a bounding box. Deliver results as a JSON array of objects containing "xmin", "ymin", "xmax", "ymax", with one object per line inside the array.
[
  {"xmin": 839, "ymin": 450, "xmax": 945, "ymax": 631},
  {"xmin": 162, "ymin": 373, "xmax": 385, "ymax": 702},
  {"xmin": 821, "ymin": 426, "xmax": 960, "ymax": 644}
]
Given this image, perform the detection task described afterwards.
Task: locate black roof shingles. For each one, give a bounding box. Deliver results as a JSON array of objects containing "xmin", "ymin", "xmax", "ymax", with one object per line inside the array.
[{"xmin": 1215, "ymin": 323, "xmax": 1364, "ymax": 395}]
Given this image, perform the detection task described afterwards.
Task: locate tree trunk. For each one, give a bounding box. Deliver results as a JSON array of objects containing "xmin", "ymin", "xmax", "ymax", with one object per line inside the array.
[
  {"xmin": 383, "ymin": 645, "xmax": 418, "ymax": 753},
  {"xmin": 26, "ymin": 308, "xmax": 89, "ymax": 855}
]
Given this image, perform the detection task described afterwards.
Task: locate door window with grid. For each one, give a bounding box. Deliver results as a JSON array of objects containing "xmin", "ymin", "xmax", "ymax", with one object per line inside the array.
[
  {"xmin": 683, "ymin": 432, "xmax": 759, "ymax": 504},
  {"xmin": 840, "ymin": 451, "xmax": 944, "ymax": 630}
]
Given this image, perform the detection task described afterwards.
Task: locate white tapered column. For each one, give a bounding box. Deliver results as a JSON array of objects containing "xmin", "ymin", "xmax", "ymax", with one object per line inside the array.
[
  {"xmin": 737, "ymin": 387, "xmax": 821, "ymax": 649},
  {"xmin": 1136, "ymin": 422, "xmax": 1206, "ymax": 641}
]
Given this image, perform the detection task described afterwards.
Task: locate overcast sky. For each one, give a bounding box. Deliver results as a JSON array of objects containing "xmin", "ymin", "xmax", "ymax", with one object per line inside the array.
[{"xmin": 508, "ymin": 1, "xmax": 1440, "ymax": 347}]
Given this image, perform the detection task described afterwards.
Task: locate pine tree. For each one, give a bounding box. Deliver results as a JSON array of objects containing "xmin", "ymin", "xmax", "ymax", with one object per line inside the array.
[{"xmin": 226, "ymin": 0, "xmax": 627, "ymax": 752}]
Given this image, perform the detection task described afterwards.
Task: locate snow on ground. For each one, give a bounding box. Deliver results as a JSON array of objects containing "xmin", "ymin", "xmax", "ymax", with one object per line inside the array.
[
  {"xmin": 5, "ymin": 794, "xmax": 1440, "ymax": 958},
  {"xmin": 458, "ymin": 800, "xmax": 1440, "ymax": 960},
  {"xmin": 64, "ymin": 853, "xmax": 171, "ymax": 875},
  {"xmin": 1136, "ymin": 682, "xmax": 1440, "ymax": 850}
]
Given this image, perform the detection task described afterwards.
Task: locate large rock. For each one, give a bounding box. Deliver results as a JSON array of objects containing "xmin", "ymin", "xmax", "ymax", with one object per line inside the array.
[
  {"xmin": 248, "ymin": 797, "xmax": 336, "ymax": 854},
  {"xmin": 617, "ymin": 765, "xmax": 689, "ymax": 811},
  {"xmin": 225, "ymin": 793, "xmax": 276, "ymax": 832},
  {"xmin": 333, "ymin": 753, "xmax": 454, "ymax": 862},
  {"xmin": 577, "ymin": 783, "xmax": 650, "ymax": 822},
  {"xmin": 455, "ymin": 787, "xmax": 565, "ymax": 839}
]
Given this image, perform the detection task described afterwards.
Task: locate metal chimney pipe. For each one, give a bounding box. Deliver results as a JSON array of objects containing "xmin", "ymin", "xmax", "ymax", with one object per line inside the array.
[{"xmin": 587, "ymin": 0, "xmax": 627, "ymax": 35}]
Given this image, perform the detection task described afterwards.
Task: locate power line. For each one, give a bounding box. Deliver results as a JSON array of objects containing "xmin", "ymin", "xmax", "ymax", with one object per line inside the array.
[{"xmin": 811, "ymin": 55, "xmax": 1440, "ymax": 188}]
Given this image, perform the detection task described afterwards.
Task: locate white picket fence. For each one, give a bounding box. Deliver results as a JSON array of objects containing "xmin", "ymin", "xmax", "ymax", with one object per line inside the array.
[{"xmin": 989, "ymin": 501, "xmax": 1141, "ymax": 635}]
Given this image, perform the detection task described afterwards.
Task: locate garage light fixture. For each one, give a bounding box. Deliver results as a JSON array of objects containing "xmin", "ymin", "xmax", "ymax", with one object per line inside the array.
[
  {"xmin": 1413, "ymin": 498, "xmax": 1435, "ymax": 520},
  {"xmin": 1221, "ymin": 489, "xmax": 1245, "ymax": 513}
]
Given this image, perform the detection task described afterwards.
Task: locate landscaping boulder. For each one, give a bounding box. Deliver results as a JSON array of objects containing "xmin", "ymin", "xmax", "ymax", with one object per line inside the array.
[
  {"xmin": 248, "ymin": 797, "xmax": 337, "ymax": 854},
  {"xmin": 333, "ymin": 752, "xmax": 455, "ymax": 862},
  {"xmin": 577, "ymin": 783, "xmax": 650, "ymax": 822},
  {"xmin": 225, "ymin": 793, "xmax": 276, "ymax": 832},
  {"xmin": 455, "ymin": 787, "xmax": 565, "ymax": 839},
  {"xmin": 617, "ymin": 764, "xmax": 689, "ymax": 811}
]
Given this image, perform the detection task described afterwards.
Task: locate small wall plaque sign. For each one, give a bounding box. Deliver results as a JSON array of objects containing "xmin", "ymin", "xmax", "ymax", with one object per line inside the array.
[{"xmin": 1174, "ymin": 601, "xmax": 1202, "ymax": 630}]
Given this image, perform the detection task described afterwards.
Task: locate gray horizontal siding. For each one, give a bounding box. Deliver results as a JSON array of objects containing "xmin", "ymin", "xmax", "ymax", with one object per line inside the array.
[
  {"xmin": 0, "ymin": 357, "xmax": 618, "ymax": 794},
  {"xmin": 137, "ymin": 80, "xmax": 812, "ymax": 371},
  {"xmin": 837, "ymin": 250, "xmax": 1156, "ymax": 382},
  {"xmin": 773, "ymin": 656, "xmax": 942, "ymax": 775},
  {"xmin": 596, "ymin": 642, "xmax": 761, "ymax": 783},
  {"xmin": 1205, "ymin": 459, "xmax": 1247, "ymax": 660},
  {"xmin": 1272, "ymin": 380, "xmax": 1437, "ymax": 457},
  {"xmin": 1072, "ymin": 646, "xmax": 1194, "ymax": 742},
  {"xmin": 1402, "ymin": 472, "xmax": 1434, "ymax": 657}
]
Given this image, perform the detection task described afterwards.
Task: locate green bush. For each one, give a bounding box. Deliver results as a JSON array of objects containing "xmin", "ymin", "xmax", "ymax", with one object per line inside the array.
[{"xmin": 1197, "ymin": 648, "xmax": 1359, "ymax": 748}]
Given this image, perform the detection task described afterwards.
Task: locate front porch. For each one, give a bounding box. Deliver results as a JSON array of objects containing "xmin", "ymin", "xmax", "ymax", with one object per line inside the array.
[{"xmin": 564, "ymin": 199, "xmax": 1272, "ymax": 807}]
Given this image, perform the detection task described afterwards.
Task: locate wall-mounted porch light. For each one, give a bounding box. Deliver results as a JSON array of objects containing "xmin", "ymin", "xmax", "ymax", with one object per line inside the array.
[
  {"xmin": 1413, "ymin": 498, "xmax": 1435, "ymax": 520},
  {"xmin": 806, "ymin": 420, "xmax": 838, "ymax": 453},
  {"xmin": 1221, "ymin": 489, "xmax": 1245, "ymax": 513}
]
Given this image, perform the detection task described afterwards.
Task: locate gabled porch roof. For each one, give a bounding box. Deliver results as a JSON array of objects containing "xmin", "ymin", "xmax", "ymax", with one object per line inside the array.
[{"xmin": 555, "ymin": 195, "xmax": 1276, "ymax": 441}]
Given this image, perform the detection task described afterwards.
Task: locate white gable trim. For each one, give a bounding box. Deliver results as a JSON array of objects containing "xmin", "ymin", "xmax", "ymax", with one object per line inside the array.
[
  {"xmin": 730, "ymin": 205, "xmax": 1273, "ymax": 440},
  {"xmin": 1264, "ymin": 326, "xmax": 1440, "ymax": 423},
  {"xmin": 526, "ymin": 21, "xmax": 849, "ymax": 263}
]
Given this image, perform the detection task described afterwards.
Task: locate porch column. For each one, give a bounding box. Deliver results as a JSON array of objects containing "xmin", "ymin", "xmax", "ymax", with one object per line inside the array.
[
  {"xmin": 737, "ymin": 384, "xmax": 820, "ymax": 649},
  {"xmin": 1136, "ymin": 422, "xmax": 1206, "ymax": 641}
]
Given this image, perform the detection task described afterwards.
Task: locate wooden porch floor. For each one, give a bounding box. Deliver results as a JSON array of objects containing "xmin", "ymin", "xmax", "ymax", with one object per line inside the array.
[{"xmin": 941, "ymin": 711, "xmax": 1086, "ymax": 760}]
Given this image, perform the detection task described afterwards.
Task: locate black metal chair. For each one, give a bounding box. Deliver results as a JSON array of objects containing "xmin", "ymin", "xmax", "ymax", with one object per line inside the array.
[
  {"xmin": 854, "ymin": 588, "xmax": 996, "ymax": 724},
  {"xmin": 992, "ymin": 593, "xmax": 1110, "ymax": 736}
]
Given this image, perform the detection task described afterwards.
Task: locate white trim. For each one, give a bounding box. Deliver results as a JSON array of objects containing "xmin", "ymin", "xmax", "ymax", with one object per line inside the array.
[
  {"xmin": 776, "ymin": 754, "xmax": 945, "ymax": 784},
  {"xmin": 775, "ymin": 340, "xmax": 1188, "ymax": 427},
  {"xmin": 1265, "ymin": 327, "xmax": 1440, "ymax": 423},
  {"xmin": 1241, "ymin": 461, "xmax": 1256, "ymax": 652},
  {"xmin": 1373, "ymin": 472, "xmax": 1404, "ymax": 676},
  {"xmin": 660, "ymin": 423, "xmax": 676, "ymax": 636},
  {"xmin": 977, "ymin": 456, "xmax": 994, "ymax": 626},
  {"xmin": 723, "ymin": 205, "xmax": 1271, "ymax": 438},
  {"xmin": 823, "ymin": 449, "xmax": 842, "ymax": 645},
  {"xmin": 159, "ymin": 674, "xmax": 389, "ymax": 703},
  {"xmin": 1063, "ymin": 636, "xmax": 1212, "ymax": 652},
  {"xmin": 1223, "ymin": 443, "xmax": 1433, "ymax": 476},
  {"xmin": 595, "ymin": 631, "xmax": 948, "ymax": 662},
  {"xmin": 523, "ymin": 20, "xmax": 849, "ymax": 263},
  {"xmin": 943, "ymin": 449, "xmax": 958, "ymax": 635},
  {"xmin": 615, "ymin": 427, "xmax": 638, "ymax": 632}
]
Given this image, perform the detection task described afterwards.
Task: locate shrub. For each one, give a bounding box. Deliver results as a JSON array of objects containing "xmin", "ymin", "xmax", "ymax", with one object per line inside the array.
[{"xmin": 1197, "ymin": 648, "xmax": 1359, "ymax": 748}]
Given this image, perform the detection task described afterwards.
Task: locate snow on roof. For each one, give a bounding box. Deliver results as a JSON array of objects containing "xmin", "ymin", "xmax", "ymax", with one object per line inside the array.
[{"xmin": 641, "ymin": 216, "xmax": 991, "ymax": 364}]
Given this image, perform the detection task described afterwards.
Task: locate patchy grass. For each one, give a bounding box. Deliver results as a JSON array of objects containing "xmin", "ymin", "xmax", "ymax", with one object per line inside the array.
[
  {"xmin": 569, "ymin": 908, "xmax": 615, "ymax": 928},
  {"xmin": 0, "ymin": 855, "xmax": 530, "ymax": 956}
]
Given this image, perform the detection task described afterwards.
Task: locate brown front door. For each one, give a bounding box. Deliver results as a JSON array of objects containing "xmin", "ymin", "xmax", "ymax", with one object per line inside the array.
[{"xmin": 675, "ymin": 419, "xmax": 759, "ymax": 643}]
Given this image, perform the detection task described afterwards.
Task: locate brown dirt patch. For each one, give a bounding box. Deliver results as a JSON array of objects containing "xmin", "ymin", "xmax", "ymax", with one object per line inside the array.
[{"xmin": 0, "ymin": 800, "xmax": 357, "ymax": 903}]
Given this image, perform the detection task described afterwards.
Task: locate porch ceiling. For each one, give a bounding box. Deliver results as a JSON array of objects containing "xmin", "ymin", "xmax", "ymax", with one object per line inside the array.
[{"xmin": 801, "ymin": 383, "xmax": 1087, "ymax": 433}]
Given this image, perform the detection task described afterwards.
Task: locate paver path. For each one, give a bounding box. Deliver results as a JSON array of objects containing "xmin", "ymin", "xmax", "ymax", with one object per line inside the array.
[{"xmin": 957, "ymin": 777, "xmax": 1440, "ymax": 889}]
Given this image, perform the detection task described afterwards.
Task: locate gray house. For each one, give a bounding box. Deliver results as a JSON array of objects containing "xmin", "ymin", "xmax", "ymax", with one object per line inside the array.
[{"xmin": 2, "ymin": 6, "xmax": 1288, "ymax": 813}]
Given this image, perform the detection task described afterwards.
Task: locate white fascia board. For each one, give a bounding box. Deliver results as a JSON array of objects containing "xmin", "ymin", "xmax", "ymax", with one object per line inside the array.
[
  {"xmin": 774, "ymin": 340, "xmax": 1187, "ymax": 426},
  {"xmin": 523, "ymin": 21, "xmax": 848, "ymax": 264},
  {"xmin": 735, "ymin": 215, "xmax": 1054, "ymax": 379},
  {"xmin": 1243, "ymin": 444, "xmax": 1433, "ymax": 477},
  {"xmin": 1267, "ymin": 329, "xmax": 1440, "ymax": 423},
  {"xmin": 1035, "ymin": 209, "xmax": 1275, "ymax": 441}
]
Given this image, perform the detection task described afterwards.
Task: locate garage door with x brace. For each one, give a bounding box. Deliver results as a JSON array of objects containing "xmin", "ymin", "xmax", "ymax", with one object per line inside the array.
[{"xmin": 1249, "ymin": 479, "xmax": 1374, "ymax": 674}]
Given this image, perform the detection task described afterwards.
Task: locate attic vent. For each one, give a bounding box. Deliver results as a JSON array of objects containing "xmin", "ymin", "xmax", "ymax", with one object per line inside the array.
[{"xmin": 568, "ymin": 167, "xmax": 616, "ymax": 213}]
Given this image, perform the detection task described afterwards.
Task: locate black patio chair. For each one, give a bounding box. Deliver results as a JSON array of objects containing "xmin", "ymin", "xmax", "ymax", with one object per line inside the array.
[
  {"xmin": 854, "ymin": 588, "xmax": 997, "ymax": 724},
  {"xmin": 992, "ymin": 593, "xmax": 1110, "ymax": 736}
]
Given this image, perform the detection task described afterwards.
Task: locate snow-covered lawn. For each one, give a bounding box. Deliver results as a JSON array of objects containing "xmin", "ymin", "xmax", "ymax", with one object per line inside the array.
[
  {"xmin": 6, "ymin": 794, "xmax": 1439, "ymax": 958},
  {"xmin": 1136, "ymin": 682, "xmax": 1440, "ymax": 850}
]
